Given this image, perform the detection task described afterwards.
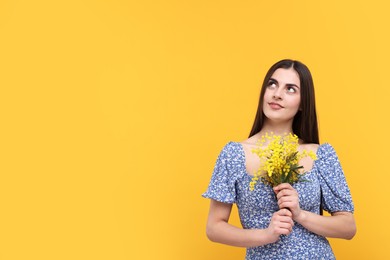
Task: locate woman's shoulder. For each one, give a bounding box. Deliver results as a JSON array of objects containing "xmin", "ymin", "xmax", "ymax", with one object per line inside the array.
[
  {"xmin": 221, "ymin": 135, "xmax": 259, "ymax": 149},
  {"xmin": 315, "ymin": 143, "xmax": 339, "ymax": 160},
  {"xmin": 217, "ymin": 141, "xmax": 244, "ymax": 159},
  {"xmin": 214, "ymin": 141, "xmax": 246, "ymax": 173},
  {"xmin": 300, "ymin": 142, "xmax": 337, "ymax": 157},
  {"xmin": 299, "ymin": 142, "xmax": 320, "ymax": 151},
  {"xmin": 237, "ymin": 135, "xmax": 260, "ymax": 150}
]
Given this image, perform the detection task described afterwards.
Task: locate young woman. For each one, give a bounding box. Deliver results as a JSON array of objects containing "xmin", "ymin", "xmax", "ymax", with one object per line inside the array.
[{"xmin": 202, "ymin": 59, "xmax": 356, "ymax": 259}]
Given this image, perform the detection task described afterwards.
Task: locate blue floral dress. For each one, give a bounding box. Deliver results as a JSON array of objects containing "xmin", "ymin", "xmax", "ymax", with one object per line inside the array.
[{"xmin": 202, "ymin": 142, "xmax": 354, "ymax": 260}]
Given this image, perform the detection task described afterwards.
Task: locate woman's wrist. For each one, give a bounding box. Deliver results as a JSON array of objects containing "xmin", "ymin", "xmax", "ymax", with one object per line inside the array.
[
  {"xmin": 252, "ymin": 228, "xmax": 276, "ymax": 246},
  {"xmin": 294, "ymin": 209, "xmax": 307, "ymax": 224}
]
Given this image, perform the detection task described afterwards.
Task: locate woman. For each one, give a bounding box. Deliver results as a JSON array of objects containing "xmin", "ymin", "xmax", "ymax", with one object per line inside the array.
[{"xmin": 202, "ymin": 59, "xmax": 356, "ymax": 259}]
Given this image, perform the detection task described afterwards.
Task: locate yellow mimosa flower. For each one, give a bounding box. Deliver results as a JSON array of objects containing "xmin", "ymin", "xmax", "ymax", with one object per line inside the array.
[{"xmin": 249, "ymin": 133, "xmax": 317, "ymax": 190}]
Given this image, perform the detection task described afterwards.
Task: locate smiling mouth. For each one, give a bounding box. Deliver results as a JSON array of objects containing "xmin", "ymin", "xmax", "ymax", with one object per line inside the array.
[{"xmin": 268, "ymin": 102, "xmax": 284, "ymax": 109}]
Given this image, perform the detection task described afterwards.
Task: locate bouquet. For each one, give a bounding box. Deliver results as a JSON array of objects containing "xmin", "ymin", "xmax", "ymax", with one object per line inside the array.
[{"xmin": 249, "ymin": 133, "xmax": 317, "ymax": 191}]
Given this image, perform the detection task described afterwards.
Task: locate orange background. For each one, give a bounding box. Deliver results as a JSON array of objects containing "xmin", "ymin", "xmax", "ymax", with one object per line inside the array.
[{"xmin": 0, "ymin": 0, "xmax": 389, "ymax": 259}]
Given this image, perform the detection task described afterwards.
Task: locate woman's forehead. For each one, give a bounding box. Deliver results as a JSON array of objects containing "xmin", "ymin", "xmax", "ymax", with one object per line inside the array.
[{"xmin": 271, "ymin": 68, "xmax": 300, "ymax": 86}]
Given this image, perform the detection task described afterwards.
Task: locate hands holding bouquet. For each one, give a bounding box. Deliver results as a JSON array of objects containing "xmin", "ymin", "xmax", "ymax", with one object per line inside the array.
[
  {"xmin": 249, "ymin": 133, "xmax": 316, "ymax": 239},
  {"xmin": 264, "ymin": 184, "xmax": 302, "ymax": 241},
  {"xmin": 274, "ymin": 183, "xmax": 302, "ymax": 220}
]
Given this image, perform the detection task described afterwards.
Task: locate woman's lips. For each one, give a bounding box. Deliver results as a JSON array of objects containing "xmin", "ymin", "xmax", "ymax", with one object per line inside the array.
[{"xmin": 268, "ymin": 102, "xmax": 284, "ymax": 109}]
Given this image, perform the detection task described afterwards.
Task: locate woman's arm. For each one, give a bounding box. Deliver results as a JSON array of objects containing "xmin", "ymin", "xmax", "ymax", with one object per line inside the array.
[
  {"xmin": 274, "ymin": 183, "xmax": 356, "ymax": 239},
  {"xmin": 294, "ymin": 210, "xmax": 356, "ymax": 239},
  {"xmin": 206, "ymin": 199, "xmax": 294, "ymax": 247}
]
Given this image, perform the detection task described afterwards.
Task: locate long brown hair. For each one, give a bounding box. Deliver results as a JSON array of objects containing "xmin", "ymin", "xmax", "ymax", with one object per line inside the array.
[{"xmin": 249, "ymin": 59, "xmax": 319, "ymax": 144}]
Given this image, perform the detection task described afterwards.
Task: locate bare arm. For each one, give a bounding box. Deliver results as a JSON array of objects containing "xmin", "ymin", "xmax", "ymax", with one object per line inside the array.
[
  {"xmin": 274, "ymin": 183, "xmax": 356, "ymax": 239},
  {"xmin": 206, "ymin": 199, "xmax": 294, "ymax": 247},
  {"xmin": 294, "ymin": 211, "xmax": 356, "ymax": 239}
]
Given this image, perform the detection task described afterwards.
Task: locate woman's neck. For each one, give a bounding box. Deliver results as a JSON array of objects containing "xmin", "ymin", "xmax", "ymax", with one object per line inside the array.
[{"xmin": 257, "ymin": 120, "xmax": 294, "ymax": 136}]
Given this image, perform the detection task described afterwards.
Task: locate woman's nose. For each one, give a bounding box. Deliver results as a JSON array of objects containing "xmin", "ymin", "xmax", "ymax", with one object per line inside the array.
[{"xmin": 272, "ymin": 88, "xmax": 283, "ymax": 100}]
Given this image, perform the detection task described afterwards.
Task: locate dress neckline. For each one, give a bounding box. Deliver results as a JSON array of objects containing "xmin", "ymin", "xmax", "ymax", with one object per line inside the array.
[{"xmin": 234, "ymin": 141, "xmax": 324, "ymax": 178}]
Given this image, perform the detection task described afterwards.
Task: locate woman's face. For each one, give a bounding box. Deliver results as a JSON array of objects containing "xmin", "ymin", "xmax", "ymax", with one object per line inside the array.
[{"xmin": 262, "ymin": 68, "xmax": 301, "ymax": 123}]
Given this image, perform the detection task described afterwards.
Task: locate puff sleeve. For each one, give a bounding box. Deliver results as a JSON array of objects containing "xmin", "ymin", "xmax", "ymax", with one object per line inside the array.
[
  {"xmin": 316, "ymin": 143, "xmax": 354, "ymax": 213},
  {"xmin": 202, "ymin": 142, "xmax": 240, "ymax": 204}
]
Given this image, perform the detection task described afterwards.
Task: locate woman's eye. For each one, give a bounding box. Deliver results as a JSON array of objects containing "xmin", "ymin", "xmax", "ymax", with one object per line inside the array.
[
  {"xmin": 267, "ymin": 82, "xmax": 277, "ymax": 88},
  {"xmin": 287, "ymin": 86, "xmax": 296, "ymax": 93}
]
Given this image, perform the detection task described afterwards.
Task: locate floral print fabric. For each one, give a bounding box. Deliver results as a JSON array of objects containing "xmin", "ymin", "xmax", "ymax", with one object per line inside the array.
[{"xmin": 202, "ymin": 142, "xmax": 354, "ymax": 259}]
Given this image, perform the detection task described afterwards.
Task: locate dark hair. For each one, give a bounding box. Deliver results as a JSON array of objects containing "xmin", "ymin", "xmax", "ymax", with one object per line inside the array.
[{"xmin": 249, "ymin": 59, "xmax": 319, "ymax": 144}]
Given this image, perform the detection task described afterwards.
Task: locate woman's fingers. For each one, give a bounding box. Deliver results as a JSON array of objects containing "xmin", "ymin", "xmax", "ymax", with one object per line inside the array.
[
  {"xmin": 275, "ymin": 188, "xmax": 297, "ymax": 200},
  {"xmin": 275, "ymin": 208, "xmax": 292, "ymax": 217},
  {"xmin": 267, "ymin": 209, "xmax": 295, "ymax": 240},
  {"xmin": 275, "ymin": 214, "xmax": 294, "ymax": 225},
  {"xmin": 274, "ymin": 186, "xmax": 302, "ymax": 220},
  {"xmin": 277, "ymin": 222, "xmax": 293, "ymax": 232},
  {"xmin": 277, "ymin": 195, "xmax": 294, "ymax": 202},
  {"xmin": 278, "ymin": 196, "xmax": 297, "ymax": 206},
  {"xmin": 273, "ymin": 210, "xmax": 294, "ymax": 227},
  {"xmin": 273, "ymin": 183, "xmax": 293, "ymax": 193}
]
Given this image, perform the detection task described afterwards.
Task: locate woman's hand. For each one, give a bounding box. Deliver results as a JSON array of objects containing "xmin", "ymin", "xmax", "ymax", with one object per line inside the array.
[
  {"xmin": 274, "ymin": 183, "xmax": 302, "ymax": 221},
  {"xmin": 266, "ymin": 208, "xmax": 294, "ymax": 243}
]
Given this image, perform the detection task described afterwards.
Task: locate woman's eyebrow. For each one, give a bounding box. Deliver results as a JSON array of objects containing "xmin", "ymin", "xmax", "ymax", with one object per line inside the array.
[
  {"xmin": 286, "ymin": 83, "xmax": 300, "ymax": 89},
  {"xmin": 269, "ymin": 77, "xmax": 300, "ymax": 88},
  {"xmin": 269, "ymin": 78, "xmax": 278, "ymax": 83}
]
